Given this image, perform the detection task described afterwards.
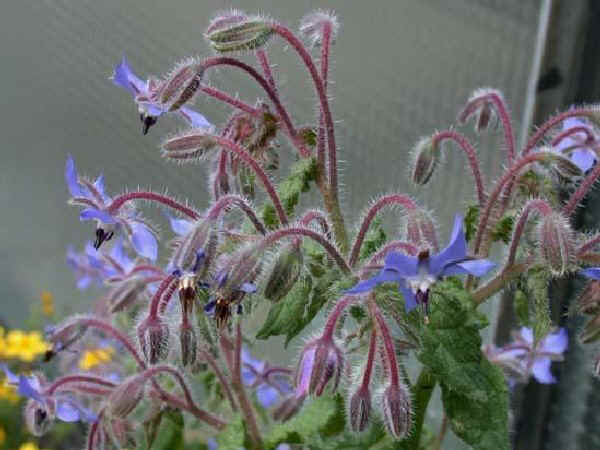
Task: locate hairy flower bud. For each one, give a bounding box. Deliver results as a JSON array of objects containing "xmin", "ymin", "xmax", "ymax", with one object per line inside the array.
[
  {"xmin": 540, "ymin": 147, "xmax": 583, "ymax": 178},
  {"xmin": 264, "ymin": 243, "xmax": 303, "ymax": 302},
  {"xmin": 299, "ymin": 10, "xmax": 339, "ymax": 47},
  {"xmin": 162, "ymin": 130, "xmax": 218, "ymax": 161},
  {"xmin": 105, "ymin": 418, "xmax": 137, "ymax": 449},
  {"xmin": 295, "ymin": 336, "xmax": 344, "ymax": 397},
  {"xmin": 205, "ymin": 12, "xmax": 274, "ymax": 53},
  {"xmin": 537, "ymin": 213, "xmax": 573, "ymax": 276},
  {"xmin": 411, "ymin": 137, "xmax": 440, "ymax": 185},
  {"xmin": 137, "ymin": 317, "xmax": 170, "ymax": 365},
  {"xmin": 348, "ymin": 385, "xmax": 371, "ymax": 432},
  {"xmin": 24, "ymin": 398, "xmax": 54, "ymax": 436},
  {"xmin": 405, "ymin": 208, "xmax": 438, "ymax": 251},
  {"xmin": 106, "ymin": 375, "xmax": 145, "ymax": 418},
  {"xmin": 160, "ymin": 59, "xmax": 204, "ymax": 112},
  {"xmin": 380, "ymin": 383, "xmax": 412, "ymax": 440},
  {"xmin": 179, "ymin": 323, "xmax": 197, "ymax": 367}
]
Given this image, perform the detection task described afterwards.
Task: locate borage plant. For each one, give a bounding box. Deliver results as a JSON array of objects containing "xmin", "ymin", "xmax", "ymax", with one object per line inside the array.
[{"xmin": 16, "ymin": 8, "xmax": 600, "ymax": 450}]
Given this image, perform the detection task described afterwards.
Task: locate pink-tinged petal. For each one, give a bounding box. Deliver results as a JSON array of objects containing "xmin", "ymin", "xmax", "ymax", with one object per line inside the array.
[
  {"xmin": 256, "ymin": 383, "xmax": 279, "ymax": 408},
  {"xmin": 295, "ymin": 347, "xmax": 316, "ymax": 399},
  {"xmin": 540, "ymin": 328, "xmax": 568, "ymax": 355},
  {"xmin": 179, "ymin": 107, "xmax": 213, "ymax": 129},
  {"xmin": 429, "ymin": 214, "xmax": 467, "ymax": 276},
  {"xmin": 130, "ymin": 222, "xmax": 158, "ymax": 261},
  {"xmin": 65, "ymin": 156, "xmax": 88, "ymax": 197},
  {"xmin": 441, "ymin": 259, "xmax": 496, "ymax": 277},
  {"xmin": 346, "ymin": 269, "xmax": 401, "ymax": 294},
  {"xmin": 112, "ymin": 55, "xmax": 146, "ymax": 96},
  {"xmin": 531, "ymin": 358, "xmax": 556, "ymax": 384},
  {"xmin": 384, "ymin": 252, "xmax": 419, "ymax": 277},
  {"xmin": 582, "ymin": 268, "xmax": 600, "ymax": 279},
  {"xmin": 80, "ymin": 208, "xmax": 117, "ymax": 224}
]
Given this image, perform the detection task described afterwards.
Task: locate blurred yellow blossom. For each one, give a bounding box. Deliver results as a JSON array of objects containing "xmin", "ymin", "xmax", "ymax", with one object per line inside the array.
[
  {"xmin": 2, "ymin": 329, "xmax": 50, "ymax": 362},
  {"xmin": 0, "ymin": 377, "xmax": 19, "ymax": 404},
  {"xmin": 40, "ymin": 291, "xmax": 55, "ymax": 316},
  {"xmin": 79, "ymin": 347, "xmax": 114, "ymax": 370},
  {"xmin": 19, "ymin": 443, "xmax": 39, "ymax": 450}
]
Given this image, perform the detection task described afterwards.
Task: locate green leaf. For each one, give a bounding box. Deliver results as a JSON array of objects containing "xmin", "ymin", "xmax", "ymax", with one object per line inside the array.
[
  {"xmin": 264, "ymin": 395, "xmax": 338, "ymax": 449},
  {"xmin": 145, "ymin": 408, "xmax": 185, "ymax": 450},
  {"xmin": 527, "ymin": 266, "xmax": 551, "ymax": 342},
  {"xmin": 490, "ymin": 214, "xmax": 514, "ymax": 244},
  {"xmin": 416, "ymin": 280, "xmax": 509, "ymax": 450},
  {"xmin": 464, "ymin": 205, "xmax": 479, "ymax": 243},
  {"xmin": 358, "ymin": 218, "xmax": 387, "ymax": 261},
  {"xmin": 216, "ymin": 414, "xmax": 246, "ymax": 450}
]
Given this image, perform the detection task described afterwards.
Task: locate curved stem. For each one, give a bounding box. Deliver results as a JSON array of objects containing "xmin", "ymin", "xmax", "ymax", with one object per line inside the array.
[
  {"xmin": 87, "ymin": 412, "xmax": 103, "ymax": 450},
  {"xmin": 522, "ymin": 108, "xmax": 597, "ymax": 155},
  {"xmin": 361, "ymin": 327, "xmax": 377, "ymax": 390},
  {"xmin": 577, "ymin": 234, "xmax": 600, "ymax": 255},
  {"xmin": 148, "ymin": 274, "xmax": 177, "ymax": 318},
  {"xmin": 317, "ymin": 22, "xmax": 332, "ymax": 189},
  {"xmin": 201, "ymin": 56, "xmax": 311, "ymax": 158},
  {"xmin": 505, "ymin": 199, "xmax": 553, "ymax": 267},
  {"xmin": 207, "ymin": 193, "xmax": 266, "ymax": 235},
  {"xmin": 322, "ymin": 296, "xmax": 355, "ymax": 341},
  {"xmin": 300, "ymin": 209, "xmax": 330, "ymax": 235},
  {"xmin": 551, "ymin": 125, "xmax": 595, "ymax": 147},
  {"xmin": 199, "ymin": 348, "xmax": 238, "ymax": 412},
  {"xmin": 200, "ymin": 85, "xmax": 258, "ymax": 115},
  {"xmin": 368, "ymin": 299, "xmax": 399, "ymax": 387},
  {"xmin": 256, "ymin": 49, "xmax": 277, "ymax": 94},
  {"xmin": 46, "ymin": 375, "xmax": 116, "ymax": 395},
  {"xmin": 349, "ymin": 194, "xmax": 418, "ymax": 267},
  {"xmin": 472, "ymin": 260, "xmax": 532, "ymax": 305},
  {"xmin": 563, "ymin": 160, "xmax": 600, "ymax": 216},
  {"xmin": 255, "ymin": 226, "xmax": 351, "ymax": 274},
  {"xmin": 108, "ymin": 191, "xmax": 199, "ymax": 220},
  {"xmin": 150, "ymin": 387, "xmax": 226, "ymax": 430},
  {"xmin": 432, "ymin": 130, "xmax": 486, "ymax": 205},
  {"xmin": 158, "ymin": 278, "xmax": 179, "ymax": 315},
  {"xmin": 213, "ymin": 136, "xmax": 288, "ymax": 226}
]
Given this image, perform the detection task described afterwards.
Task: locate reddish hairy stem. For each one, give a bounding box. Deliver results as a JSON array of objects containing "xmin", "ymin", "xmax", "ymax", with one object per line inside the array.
[
  {"xmin": 202, "ymin": 56, "xmax": 311, "ymax": 158},
  {"xmin": 487, "ymin": 92, "xmax": 515, "ymax": 162},
  {"xmin": 87, "ymin": 413, "xmax": 102, "ymax": 450},
  {"xmin": 148, "ymin": 274, "xmax": 177, "ymax": 318},
  {"xmin": 150, "ymin": 388, "xmax": 226, "ymax": 429},
  {"xmin": 349, "ymin": 194, "xmax": 418, "ymax": 267},
  {"xmin": 256, "ymin": 49, "xmax": 278, "ymax": 94},
  {"xmin": 505, "ymin": 199, "xmax": 553, "ymax": 267},
  {"xmin": 432, "ymin": 130, "xmax": 486, "ymax": 205},
  {"xmin": 108, "ymin": 192, "xmax": 199, "ymax": 220},
  {"xmin": 199, "ymin": 348, "xmax": 238, "ymax": 411},
  {"xmin": 207, "ymin": 193, "xmax": 266, "ymax": 235},
  {"xmin": 361, "ymin": 327, "xmax": 377, "ymax": 390},
  {"xmin": 317, "ymin": 22, "xmax": 332, "ymax": 188},
  {"xmin": 523, "ymin": 108, "xmax": 597, "ymax": 155},
  {"xmin": 213, "ymin": 136, "xmax": 288, "ymax": 225},
  {"xmin": 158, "ymin": 279, "xmax": 179, "ymax": 315},
  {"xmin": 46, "ymin": 375, "xmax": 116, "ymax": 395},
  {"xmin": 563, "ymin": 161, "xmax": 600, "ymax": 216},
  {"xmin": 577, "ymin": 234, "xmax": 600, "ymax": 255},
  {"xmin": 300, "ymin": 209, "xmax": 330, "ymax": 234},
  {"xmin": 130, "ymin": 265, "xmax": 164, "ymax": 275},
  {"xmin": 368, "ymin": 299, "xmax": 400, "ymax": 387},
  {"xmin": 200, "ymin": 85, "xmax": 258, "ymax": 115},
  {"xmin": 474, "ymin": 152, "xmax": 551, "ymax": 255},
  {"xmin": 551, "ymin": 125, "xmax": 595, "ymax": 147},
  {"xmin": 322, "ymin": 296, "xmax": 354, "ymax": 341}
]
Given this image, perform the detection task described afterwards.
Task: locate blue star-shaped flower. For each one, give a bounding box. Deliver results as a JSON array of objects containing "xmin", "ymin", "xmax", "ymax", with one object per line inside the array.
[{"xmin": 348, "ymin": 214, "xmax": 496, "ymax": 312}]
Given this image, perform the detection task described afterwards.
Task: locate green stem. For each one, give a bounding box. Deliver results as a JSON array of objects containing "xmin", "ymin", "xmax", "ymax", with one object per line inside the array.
[{"xmin": 396, "ymin": 368, "xmax": 436, "ymax": 449}]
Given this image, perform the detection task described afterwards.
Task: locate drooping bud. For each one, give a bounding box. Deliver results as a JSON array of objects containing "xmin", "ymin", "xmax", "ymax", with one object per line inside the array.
[
  {"xmin": 170, "ymin": 222, "xmax": 215, "ymax": 279},
  {"xmin": 405, "ymin": 208, "xmax": 439, "ymax": 251},
  {"xmin": 106, "ymin": 375, "xmax": 146, "ymax": 418},
  {"xmin": 161, "ymin": 130, "xmax": 218, "ymax": 162},
  {"xmin": 410, "ymin": 136, "xmax": 440, "ymax": 185},
  {"xmin": 160, "ymin": 59, "xmax": 204, "ymax": 112},
  {"xmin": 264, "ymin": 243, "xmax": 303, "ymax": 302},
  {"xmin": 474, "ymin": 102, "xmax": 495, "ymax": 132},
  {"xmin": 179, "ymin": 323, "xmax": 197, "ymax": 367},
  {"xmin": 137, "ymin": 317, "xmax": 170, "ymax": 365},
  {"xmin": 380, "ymin": 383, "xmax": 412, "ymax": 440},
  {"xmin": 537, "ymin": 212, "xmax": 573, "ymax": 276},
  {"xmin": 348, "ymin": 386, "xmax": 371, "ymax": 433},
  {"xmin": 105, "ymin": 418, "xmax": 137, "ymax": 449},
  {"xmin": 539, "ymin": 147, "xmax": 583, "ymax": 178},
  {"xmin": 295, "ymin": 336, "xmax": 344, "ymax": 397},
  {"xmin": 24, "ymin": 398, "xmax": 54, "ymax": 436},
  {"xmin": 205, "ymin": 12, "xmax": 274, "ymax": 53},
  {"xmin": 299, "ymin": 10, "xmax": 340, "ymax": 47}
]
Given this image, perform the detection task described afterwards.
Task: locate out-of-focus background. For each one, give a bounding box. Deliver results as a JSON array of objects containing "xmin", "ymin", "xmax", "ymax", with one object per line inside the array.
[{"xmin": 2, "ymin": 0, "xmax": 599, "ymax": 448}]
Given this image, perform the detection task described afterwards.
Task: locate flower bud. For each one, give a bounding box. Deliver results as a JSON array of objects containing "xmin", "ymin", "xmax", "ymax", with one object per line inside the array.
[
  {"xmin": 577, "ymin": 280, "xmax": 600, "ymax": 315},
  {"xmin": 161, "ymin": 130, "xmax": 218, "ymax": 161},
  {"xmin": 160, "ymin": 59, "xmax": 204, "ymax": 111},
  {"xmin": 299, "ymin": 10, "xmax": 339, "ymax": 47},
  {"xmin": 106, "ymin": 375, "xmax": 145, "ymax": 418},
  {"xmin": 105, "ymin": 418, "xmax": 137, "ymax": 449},
  {"xmin": 475, "ymin": 103, "xmax": 494, "ymax": 132},
  {"xmin": 179, "ymin": 323, "xmax": 197, "ymax": 367},
  {"xmin": 264, "ymin": 243, "xmax": 303, "ymax": 302},
  {"xmin": 24, "ymin": 398, "xmax": 54, "ymax": 436},
  {"xmin": 405, "ymin": 208, "xmax": 438, "ymax": 251},
  {"xmin": 295, "ymin": 336, "xmax": 344, "ymax": 397},
  {"xmin": 348, "ymin": 385, "xmax": 371, "ymax": 433},
  {"xmin": 206, "ymin": 14, "xmax": 274, "ymax": 53},
  {"xmin": 170, "ymin": 221, "xmax": 215, "ymax": 278},
  {"xmin": 137, "ymin": 317, "xmax": 170, "ymax": 365},
  {"xmin": 540, "ymin": 148, "xmax": 583, "ymax": 178},
  {"xmin": 380, "ymin": 383, "xmax": 412, "ymax": 440},
  {"xmin": 411, "ymin": 137, "xmax": 440, "ymax": 185},
  {"xmin": 537, "ymin": 213, "xmax": 573, "ymax": 276}
]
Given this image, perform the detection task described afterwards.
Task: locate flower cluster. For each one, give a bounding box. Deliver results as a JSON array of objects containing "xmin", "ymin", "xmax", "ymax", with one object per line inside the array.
[
  {"xmin": 16, "ymin": 7, "xmax": 600, "ymax": 450},
  {"xmin": 0, "ymin": 328, "xmax": 50, "ymax": 363}
]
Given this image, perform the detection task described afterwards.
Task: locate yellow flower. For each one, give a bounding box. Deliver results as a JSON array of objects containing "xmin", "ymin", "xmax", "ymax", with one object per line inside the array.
[
  {"xmin": 3, "ymin": 330, "xmax": 50, "ymax": 362},
  {"xmin": 0, "ymin": 327, "xmax": 6, "ymax": 358},
  {"xmin": 0, "ymin": 378, "xmax": 19, "ymax": 404},
  {"xmin": 40, "ymin": 291, "xmax": 55, "ymax": 316},
  {"xmin": 79, "ymin": 347, "xmax": 114, "ymax": 370},
  {"xmin": 19, "ymin": 443, "xmax": 39, "ymax": 450}
]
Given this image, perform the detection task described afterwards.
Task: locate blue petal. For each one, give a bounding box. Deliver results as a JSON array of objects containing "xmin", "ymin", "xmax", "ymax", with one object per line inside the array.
[
  {"xmin": 56, "ymin": 400, "xmax": 81, "ymax": 422},
  {"xmin": 581, "ymin": 268, "xmax": 600, "ymax": 280},
  {"xmin": 240, "ymin": 282, "xmax": 257, "ymax": 293},
  {"xmin": 93, "ymin": 174, "xmax": 111, "ymax": 203},
  {"xmin": 429, "ymin": 214, "xmax": 467, "ymax": 276},
  {"xmin": 207, "ymin": 438, "xmax": 218, "ymax": 450},
  {"xmin": 399, "ymin": 282, "xmax": 418, "ymax": 312},
  {"xmin": 65, "ymin": 156, "xmax": 88, "ymax": 198},
  {"xmin": 109, "ymin": 239, "xmax": 133, "ymax": 272},
  {"xmin": 383, "ymin": 252, "xmax": 419, "ymax": 277},
  {"xmin": 1, "ymin": 364, "xmax": 19, "ymax": 384},
  {"xmin": 80, "ymin": 208, "xmax": 117, "ymax": 224},
  {"xmin": 242, "ymin": 348, "xmax": 265, "ymax": 372},
  {"xmin": 540, "ymin": 328, "xmax": 568, "ymax": 354},
  {"xmin": 204, "ymin": 299, "xmax": 216, "ymax": 314},
  {"xmin": 179, "ymin": 107, "xmax": 213, "ymax": 129},
  {"xmin": 112, "ymin": 55, "xmax": 146, "ymax": 96},
  {"xmin": 166, "ymin": 213, "xmax": 194, "ymax": 236},
  {"xmin": 519, "ymin": 327, "xmax": 534, "ymax": 345},
  {"xmin": 216, "ymin": 270, "xmax": 228, "ymax": 287},
  {"xmin": 440, "ymin": 259, "xmax": 496, "ymax": 277},
  {"xmin": 76, "ymin": 275, "xmax": 93, "ymax": 290},
  {"xmin": 346, "ymin": 269, "xmax": 401, "ymax": 294},
  {"xmin": 531, "ymin": 358, "xmax": 556, "ymax": 384},
  {"xmin": 241, "ymin": 366, "xmax": 257, "ymax": 386},
  {"xmin": 130, "ymin": 222, "xmax": 158, "ymax": 261},
  {"xmin": 256, "ymin": 383, "xmax": 279, "ymax": 408},
  {"xmin": 18, "ymin": 375, "xmax": 44, "ymax": 404},
  {"xmin": 571, "ymin": 149, "xmax": 596, "ymax": 173}
]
